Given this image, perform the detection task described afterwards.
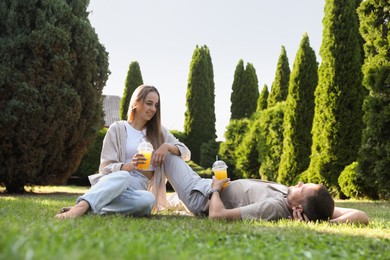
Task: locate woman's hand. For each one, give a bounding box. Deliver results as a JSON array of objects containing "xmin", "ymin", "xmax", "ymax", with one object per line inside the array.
[
  {"xmin": 152, "ymin": 143, "xmax": 170, "ymax": 167},
  {"xmin": 120, "ymin": 154, "xmax": 145, "ymax": 171}
]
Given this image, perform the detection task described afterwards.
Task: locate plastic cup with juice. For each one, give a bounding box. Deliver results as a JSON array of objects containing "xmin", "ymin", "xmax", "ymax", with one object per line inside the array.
[
  {"xmin": 212, "ymin": 160, "xmax": 228, "ymax": 189},
  {"xmin": 137, "ymin": 141, "xmax": 154, "ymax": 170}
]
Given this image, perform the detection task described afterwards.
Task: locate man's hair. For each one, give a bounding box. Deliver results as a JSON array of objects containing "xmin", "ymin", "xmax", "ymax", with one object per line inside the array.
[{"xmin": 302, "ymin": 185, "xmax": 334, "ymax": 221}]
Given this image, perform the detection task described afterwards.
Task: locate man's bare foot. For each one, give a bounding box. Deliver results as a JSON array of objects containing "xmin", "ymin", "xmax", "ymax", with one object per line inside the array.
[{"xmin": 55, "ymin": 200, "xmax": 90, "ymax": 219}]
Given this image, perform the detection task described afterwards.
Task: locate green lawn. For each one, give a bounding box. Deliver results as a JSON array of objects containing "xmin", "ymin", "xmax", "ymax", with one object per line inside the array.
[{"xmin": 0, "ymin": 186, "xmax": 389, "ymax": 260}]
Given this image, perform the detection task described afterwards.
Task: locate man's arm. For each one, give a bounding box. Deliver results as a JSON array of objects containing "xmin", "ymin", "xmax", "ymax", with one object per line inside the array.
[
  {"xmin": 330, "ymin": 207, "xmax": 369, "ymax": 224},
  {"xmin": 208, "ymin": 177, "xmax": 241, "ymax": 220}
]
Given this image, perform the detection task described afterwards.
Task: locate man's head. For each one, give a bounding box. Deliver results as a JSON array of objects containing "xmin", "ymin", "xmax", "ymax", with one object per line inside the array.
[{"xmin": 287, "ymin": 182, "xmax": 334, "ymax": 221}]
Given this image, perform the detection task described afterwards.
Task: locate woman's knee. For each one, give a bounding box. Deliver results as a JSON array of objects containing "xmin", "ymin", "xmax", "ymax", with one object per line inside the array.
[
  {"xmin": 144, "ymin": 191, "xmax": 156, "ymax": 206},
  {"xmin": 137, "ymin": 191, "xmax": 155, "ymax": 216}
]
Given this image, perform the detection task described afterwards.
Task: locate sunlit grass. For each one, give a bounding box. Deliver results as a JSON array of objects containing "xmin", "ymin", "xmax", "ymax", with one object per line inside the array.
[
  {"xmin": 0, "ymin": 186, "xmax": 389, "ymax": 260},
  {"xmin": 0, "ymin": 185, "xmax": 89, "ymax": 194}
]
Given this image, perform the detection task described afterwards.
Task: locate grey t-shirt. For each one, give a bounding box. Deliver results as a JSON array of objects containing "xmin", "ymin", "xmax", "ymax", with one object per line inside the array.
[{"xmin": 220, "ymin": 179, "xmax": 291, "ymax": 221}]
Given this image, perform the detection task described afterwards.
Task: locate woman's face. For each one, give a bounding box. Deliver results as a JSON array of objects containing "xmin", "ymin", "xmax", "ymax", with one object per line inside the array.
[{"xmin": 135, "ymin": 91, "xmax": 159, "ymax": 123}]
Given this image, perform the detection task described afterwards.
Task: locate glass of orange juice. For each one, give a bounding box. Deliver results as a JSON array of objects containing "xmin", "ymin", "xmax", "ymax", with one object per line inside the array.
[
  {"xmin": 212, "ymin": 160, "xmax": 228, "ymax": 189},
  {"xmin": 137, "ymin": 141, "xmax": 153, "ymax": 170}
]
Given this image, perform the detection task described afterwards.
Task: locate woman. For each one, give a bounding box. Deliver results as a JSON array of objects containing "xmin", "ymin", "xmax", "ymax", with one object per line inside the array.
[{"xmin": 55, "ymin": 85, "xmax": 190, "ymax": 219}]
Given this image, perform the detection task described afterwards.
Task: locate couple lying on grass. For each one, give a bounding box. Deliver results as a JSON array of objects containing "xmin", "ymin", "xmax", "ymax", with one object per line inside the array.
[{"xmin": 55, "ymin": 85, "xmax": 368, "ymax": 224}]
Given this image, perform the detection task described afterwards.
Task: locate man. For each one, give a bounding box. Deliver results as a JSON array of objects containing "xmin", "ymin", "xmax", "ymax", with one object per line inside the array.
[{"xmin": 163, "ymin": 154, "xmax": 369, "ymax": 224}]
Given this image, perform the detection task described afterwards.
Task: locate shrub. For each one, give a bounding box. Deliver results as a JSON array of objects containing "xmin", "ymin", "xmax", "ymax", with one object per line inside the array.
[
  {"xmin": 74, "ymin": 128, "xmax": 108, "ymax": 178},
  {"xmin": 0, "ymin": 0, "xmax": 109, "ymax": 193},
  {"xmin": 338, "ymin": 162, "xmax": 360, "ymax": 199}
]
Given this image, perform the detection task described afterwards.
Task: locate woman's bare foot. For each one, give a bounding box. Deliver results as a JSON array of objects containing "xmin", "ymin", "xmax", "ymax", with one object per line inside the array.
[
  {"xmin": 55, "ymin": 200, "xmax": 90, "ymax": 219},
  {"xmin": 59, "ymin": 206, "xmax": 72, "ymax": 213}
]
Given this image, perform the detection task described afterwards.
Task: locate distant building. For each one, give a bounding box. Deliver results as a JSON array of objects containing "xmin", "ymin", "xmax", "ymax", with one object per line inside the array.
[{"xmin": 103, "ymin": 95, "xmax": 121, "ymax": 127}]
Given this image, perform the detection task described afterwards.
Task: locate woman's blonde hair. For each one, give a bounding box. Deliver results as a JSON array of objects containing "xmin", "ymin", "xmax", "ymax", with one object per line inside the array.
[{"xmin": 127, "ymin": 85, "xmax": 163, "ymax": 149}]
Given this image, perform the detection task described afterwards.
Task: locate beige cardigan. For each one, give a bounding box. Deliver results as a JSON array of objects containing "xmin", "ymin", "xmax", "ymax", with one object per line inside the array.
[{"xmin": 88, "ymin": 120, "xmax": 191, "ymax": 210}]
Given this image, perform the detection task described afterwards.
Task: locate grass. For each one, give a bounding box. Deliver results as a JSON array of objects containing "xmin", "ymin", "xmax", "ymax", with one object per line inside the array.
[{"xmin": 0, "ymin": 186, "xmax": 389, "ymax": 260}]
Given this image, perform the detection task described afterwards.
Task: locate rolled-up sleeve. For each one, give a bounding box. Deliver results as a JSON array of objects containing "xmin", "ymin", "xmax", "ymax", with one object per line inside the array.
[{"xmin": 162, "ymin": 127, "xmax": 191, "ymax": 161}]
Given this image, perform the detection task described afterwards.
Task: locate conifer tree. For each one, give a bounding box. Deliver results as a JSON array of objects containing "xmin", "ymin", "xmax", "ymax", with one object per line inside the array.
[
  {"xmin": 242, "ymin": 63, "xmax": 259, "ymax": 117},
  {"xmin": 304, "ymin": 0, "xmax": 365, "ymax": 191},
  {"xmin": 356, "ymin": 0, "xmax": 390, "ymax": 199},
  {"xmin": 230, "ymin": 60, "xmax": 259, "ymax": 119},
  {"xmin": 0, "ymin": 0, "xmax": 109, "ymax": 193},
  {"xmin": 257, "ymin": 84, "xmax": 269, "ymax": 112},
  {"xmin": 120, "ymin": 61, "xmax": 143, "ymax": 120},
  {"xmin": 184, "ymin": 45, "xmax": 216, "ymax": 163},
  {"xmin": 278, "ymin": 33, "xmax": 318, "ymax": 185},
  {"xmin": 268, "ymin": 46, "xmax": 291, "ymax": 108},
  {"xmin": 230, "ymin": 60, "xmax": 245, "ymax": 119}
]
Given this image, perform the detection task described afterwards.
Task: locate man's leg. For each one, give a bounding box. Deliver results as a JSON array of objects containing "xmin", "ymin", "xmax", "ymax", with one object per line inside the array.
[{"xmin": 163, "ymin": 154, "xmax": 211, "ymax": 215}]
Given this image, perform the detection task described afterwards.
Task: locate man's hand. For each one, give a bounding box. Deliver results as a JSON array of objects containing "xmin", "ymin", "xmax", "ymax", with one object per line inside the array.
[
  {"xmin": 291, "ymin": 206, "xmax": 310, "ymax": 222},
  {"xmin": 211, "ymin": 176, "xmax": 230, "ymax": 190}
]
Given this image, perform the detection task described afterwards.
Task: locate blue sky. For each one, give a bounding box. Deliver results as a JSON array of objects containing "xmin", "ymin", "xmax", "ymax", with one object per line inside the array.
[{"xmin": 87, "ymin": 0, "xmax": 325, "ymax": 140}]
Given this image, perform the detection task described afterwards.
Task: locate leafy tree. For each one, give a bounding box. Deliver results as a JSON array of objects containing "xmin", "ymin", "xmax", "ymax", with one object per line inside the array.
[
  {"xmin": 278, "ymin": 33, "xmax": 318, "ymax": 185},
  {"xmin": 120, "ymin": 61, "xmax": 143, "ymax": 120},
  {"xmin": 0, "ymin": 0, "xmax": 109, "ymax": 193},
  {"xmin": 230, "ymin": 60, "xmax": 259, "ymax": 119},
  {"xmin": 356, "ymin": 0, "xmax": 390, "ymax": 199},
  {"xmin": 258, "ymin": 102, "xmax": 286, "ymax": 181},
  {"xmin": 257, "ymin": 84, "xmax": 269, "ymax": 112},
  {"xmin": 303, "ymin": 0, "xmax": 365, "ymax": 193},
  {"xmin": 184, "ymin": 45, "xmax": 216, "ymax": 163},
  {"xmin": 268, "ymin": 46, "xmax": 291, "ymax": 108},
  {"xmin": 218, "ymin": 119, "xmax": 250, "ymax": 180}
]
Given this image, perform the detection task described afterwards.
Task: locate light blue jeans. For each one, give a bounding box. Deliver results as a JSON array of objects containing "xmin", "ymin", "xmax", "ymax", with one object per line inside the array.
[{"xmin": 76, "ymin": 170, "xmax": 155, "ymax": 217}]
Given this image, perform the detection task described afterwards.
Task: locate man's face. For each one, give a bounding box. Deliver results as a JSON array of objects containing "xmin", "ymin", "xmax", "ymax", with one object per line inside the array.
[{"xmin": 287, "ymin": 182, "xmax": 320, "ymax": 206}]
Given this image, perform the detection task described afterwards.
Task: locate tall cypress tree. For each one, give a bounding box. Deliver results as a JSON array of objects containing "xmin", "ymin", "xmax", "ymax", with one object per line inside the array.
[
  {"xmin": 230, "ymin": 60, "xmax": 245, "ymax": 120},
  {"xmin": 278, "ymin": 33, "xmax": 318, "ymax": 185},
  {"xmin": 257, "ymin": 84, "xmax": 269, "ymax": 112},
  {"xmin": 0, "ymin": 0, "xmax": 109, "ymax": 193},
  {"xmin": 268, "ymin": 46, "xmax": 291, "ymax": 108},
  {"xmin": 184, "ymin": 45, "xmax": 216, "ymax": 163},
  {"xmin": 120, "ymin": 61, "xmax": 143, "ymax": 120},
  {"xmin": 357, "ymin": 0, "xmax": 390, "ymax": 199},
  {"xmin": 304, "ymin": 0, "xmax": 365, "ymax": 191},
  {"xmin": 243, "ymin": 63, "xmax": 259, "ymax": 117},
  {"xmin": 230, "ymin": 60, "xmax": 259, "ymax": 119}
]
